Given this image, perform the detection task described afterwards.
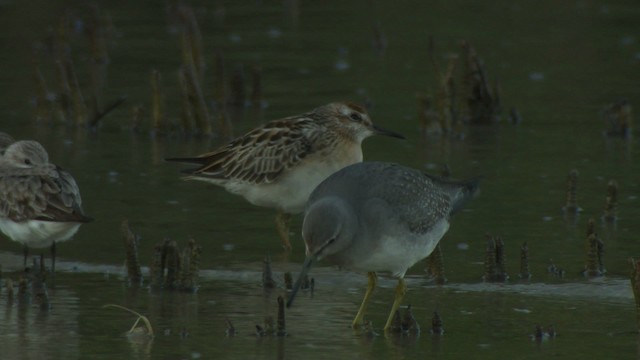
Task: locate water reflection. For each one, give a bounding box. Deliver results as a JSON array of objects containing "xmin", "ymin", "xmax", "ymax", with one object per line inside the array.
[{"xmin": 0, "ymin": 285, "xmax": 79, "ymax": 360}]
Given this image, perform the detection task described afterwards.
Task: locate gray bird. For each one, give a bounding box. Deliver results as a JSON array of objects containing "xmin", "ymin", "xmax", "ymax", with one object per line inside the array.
[
  {"xmin": 0, "ymin": 139, "xmax": 92, "ymax": 271},
  {"xmin": 287, "ymin": 162, "xmax": 479, "ymax": 331}
]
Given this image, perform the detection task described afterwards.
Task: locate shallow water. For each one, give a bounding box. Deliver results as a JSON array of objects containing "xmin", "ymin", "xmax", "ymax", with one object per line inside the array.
[{"xmin": 1, "ymin": 0, "xmax": 640, "ymax": 359}]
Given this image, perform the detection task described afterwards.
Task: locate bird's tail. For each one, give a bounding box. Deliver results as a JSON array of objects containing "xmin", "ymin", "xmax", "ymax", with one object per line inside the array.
[{"xmin": 424, "ymin": 173, "xmax": 482, "ymax": 216}]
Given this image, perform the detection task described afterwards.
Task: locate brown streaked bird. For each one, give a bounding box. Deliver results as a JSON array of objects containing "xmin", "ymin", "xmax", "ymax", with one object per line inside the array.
[
  {"xmin": 166, "ymin": 102, "xmax": 405, "ymax": 250},
  {"xmin": 0, "ymin": 139, "xmax": 92, "ymax": 272}
]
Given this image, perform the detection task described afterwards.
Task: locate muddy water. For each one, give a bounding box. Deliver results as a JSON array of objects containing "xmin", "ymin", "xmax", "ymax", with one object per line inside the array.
[{"xmin": 0, "ymin": 1, "xmax": 639, "ymax": 359}]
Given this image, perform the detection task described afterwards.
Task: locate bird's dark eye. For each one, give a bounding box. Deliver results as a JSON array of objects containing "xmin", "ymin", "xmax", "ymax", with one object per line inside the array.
[
  {"xmin": 24, "ymin": 159, "xmax": 31, "ymax": 165},
  {"xmin": 349, "ymin": 113, "xmax": 363, "ymax": 122}
]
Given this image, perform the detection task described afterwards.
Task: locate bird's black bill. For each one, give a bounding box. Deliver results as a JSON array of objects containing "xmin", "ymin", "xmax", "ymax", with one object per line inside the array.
[
  {"xmin": 286, "ymin": 256, "xmax": 315, "ymax": 308},
  {"xmin": 372, "ymin": 124, "xmax": 406, "ymax": 140}
]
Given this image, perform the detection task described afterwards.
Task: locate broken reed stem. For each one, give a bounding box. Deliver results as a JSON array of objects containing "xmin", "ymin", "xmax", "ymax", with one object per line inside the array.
[
  {"xmin": 602, "ymin": 98, "xmax": 633, "ymax": 137},
  {"xmin": 150, "ymin": 69, "xmax": 166, "ymax": 135},
  {"xmin": 284, "ymin": 272, "xmax": 293, "ymax": 290},
  {"xmin": 121, "ymin": 220, "xmax": 143, "ymax": 285},
  {"xmin": 150, "ymin": 242, "xmax": 164, "ymax": 289},
  {"xmin": 183, "ymin": 64, "xmax": 212, "ymax": 136},
  {"xmin": 586, "ymin": 217, "xmax": 596, "ymax": 238},
  {"xmin": 151, "ymin": 238, "xmax": 201, "ymax": 291},
  {"xmin": 64, "ymin": 55, "xmax": 87, "ymax": 127},
  {"xmin": 180, "ymin": 238, "xmax": 201, "ymax": 292},
  {"xmin": 164, "ymin": 239, "xmax": 180, "ymax": 289},
  {"xmin": 483, "ymin": 234, "xmax": 508, "ymax": 282},
  {"xmin": 425, "ymin": 243, "xmax": 447, "ymax": 285},
  {"xmin": 401, "ymin": 305, "xmax": 420, "ymax": 334},
  {"xmin": 629, "ymin": 258, "xmax": 640, "ymax": 331},
  {"xmin": 519, "ymin": 242, "xmax": 531, "ymax": 280},
  {"xmin": 178, "ymin": 5, "xmax": 205, "ymax": 81},
  {"xmin": 276, "ymin": 296, "xmax": 287, "ymax": 336},
  {"xmin": 55, "ymin": 56, "xmax": 73, "ymax": 123},
  {"xmin": 584, "ymin": 233, "xmax": 602, "ymax": 278},
  {"xmin": 33, "ymin": 66, "xmax": 52, "ymax": 123},
  {"xmin": 87, "ymin": 5, "xmax": 109, "ymax": 124},
  {"xmin": 563, "ymin": 169, "xmax": 580, "ymax": 214},
  {"xmin": 460, "ymin": 40, "xmax": 500, "ymax": 124},
  {"xmin": 483, "ymin": 234, "xmax": 496, "ymax": 281},
  {"xmin": 603, "ymin": 180, "xmax": 618, "ymax": 222},
  {"xmin": 262, "ymin": 254, "xmax": 276, "ymax": 289},
  {"xmin": 178, "ymin": 67, "xmax": 194, "ymax": 134},
  {"xmin": 431, "ymin": 311, "xmax": 444, "ymax": 335},
  {"xmin": 494, "ymin": 236, "xmax": 508, "ymax": 281}
]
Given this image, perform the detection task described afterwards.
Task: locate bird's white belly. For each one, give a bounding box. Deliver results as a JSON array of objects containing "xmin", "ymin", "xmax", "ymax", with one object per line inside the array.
[
  {"xmin": 227, "ymin": 153, "xmax": 362, "ymax": 214},
  {"xmin": 350, "ymin": 219, "xmax": 450, "ymax": 278},
  {"xmin": 0, "ymin": 218, "xmax": 81, "ymax": 248}
]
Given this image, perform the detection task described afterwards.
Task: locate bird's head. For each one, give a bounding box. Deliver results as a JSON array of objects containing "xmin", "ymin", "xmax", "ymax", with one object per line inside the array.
[{"xmin": 314, "ymin": 102, "xmax": 405, "ymax": 143}]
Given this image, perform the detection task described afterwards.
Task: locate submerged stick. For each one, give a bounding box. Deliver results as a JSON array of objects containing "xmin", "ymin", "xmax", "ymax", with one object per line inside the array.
[{"xmin": 103, "ymin": 304, "xmax": 154, "ymax": 338}]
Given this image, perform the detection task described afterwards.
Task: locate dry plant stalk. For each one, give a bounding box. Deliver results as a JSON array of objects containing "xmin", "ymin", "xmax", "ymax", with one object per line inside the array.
[
  {"xmin": 150, "ymin": 69, "xmax": 166, "ymax": 135},
  {"xmin": 284, "ymin": 272, "xmax": 293, "ymax": 290},
  {"xmin": 178, "ymin": 5, "xmax": 205, "ymax": 81},
  {"xmin": 603, "ymin": 180, "xmax": 618, "ymax": 222},
  {"xmin": 483, "ymin": 234, "xmax": 496, "ymax": 281},
  {"xmin": 602, "ymin": 98, "xmax": 632, "ymax": 137},
  {"xmin": 629, "ymin": 258, "xmax": 640, "ymax": 330},
  {"xmin": 460, "ymin": 40, "xmax": 501, "ymax": 124},
  {"xmin": 180, "ymin": 238, "xmax": 201, "ymax": 292},
  {"xmin": 431, "ymin": 311, "xmax": 444, "ymax": 335},
  {"xmin": 425, "ymin": 243, "xmax": 447, "ymax": 285},
  {"xmin": 519, "ymin": 242, "xmax": 531, "ymax": 280},
  {"xmin": 563, "ymin": 169, "xmax": 580, "ymax": 214},
  {"xmin": 33, "ymin": 67, "xmax": 52, "ymax": 123},
  {"xmin": 182, "ymin": 65, "xmax": 212, "ymax": 136},
  {"xmin": 121, "ymin": 220, "xmax": 143, "ymax": 284},
  {"xmin": 103, "ymin": 304, "xmax": 154, "ymax": 338},
  {"xmin": 483, "ymin": 234, "xmax": 508, "ymax": 282},
  {"xmin": 262, "ymin": 254, "xmax": 276, "ymax": 289},
  {"xmin": 583, "ymin": 233, "xmax": 603, "ymax": 278},
  {"xmin": 276, "ymin": 296, "xmax": 287, "ymax": 336},
  {"xmin": 586, "ymin": 217, "xmax": 596, "ymax": 238},
  {"xmin": 177, "ymin": 68, "xmax": 194, "ymax": 133}
]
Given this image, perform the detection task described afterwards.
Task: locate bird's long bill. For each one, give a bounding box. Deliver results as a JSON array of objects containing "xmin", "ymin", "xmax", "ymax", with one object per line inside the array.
[
  {"xmin": 372, "ymin": 124, "xmax": 406, "ymax": 139},
  {"xmin": 286, "ymin": 255, "xmax": 315, "ymax": 308}
]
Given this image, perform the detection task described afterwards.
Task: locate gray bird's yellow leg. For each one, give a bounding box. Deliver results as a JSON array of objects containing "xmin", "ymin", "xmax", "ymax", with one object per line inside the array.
[
  {"xmin": 383, "ymin": 278, "xmax": 407, "ymax": 332},
  {"xmin": 352, "ymin": 272, "xmax": 377, "ymax": 329},
  {"xmin": 275, "ymin": 211, "xmax": 292, "ymax": 250}
]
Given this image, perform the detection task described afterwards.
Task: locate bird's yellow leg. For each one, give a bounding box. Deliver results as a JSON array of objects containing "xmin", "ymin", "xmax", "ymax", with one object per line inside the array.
[
  {"xmin": 383, "ymin": 278, "xmax": 407, "ymax": 332},
  {"xmin": 275, "ymin": 211, "xmax": 292, "ymax": 250},
  {"xmin": 352, "ymin": 272, "xmax": 377, "ymax": 329}
]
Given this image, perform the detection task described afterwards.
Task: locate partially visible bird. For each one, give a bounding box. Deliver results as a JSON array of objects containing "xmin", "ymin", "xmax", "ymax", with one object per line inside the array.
[
  {"xmin": 0, "ymin": 139, "xmax": 92, "ymax": 271},
  {"xmin": 166, "ymin": 102, "xmax": 404, "ymax": 250},
  {"xmin": 287, "ymin": 162, "xmax": 480, "ymax": 331},
  {"xmin": 0, "ymin": 132, "xmax": 15, "ymax": 153}
]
